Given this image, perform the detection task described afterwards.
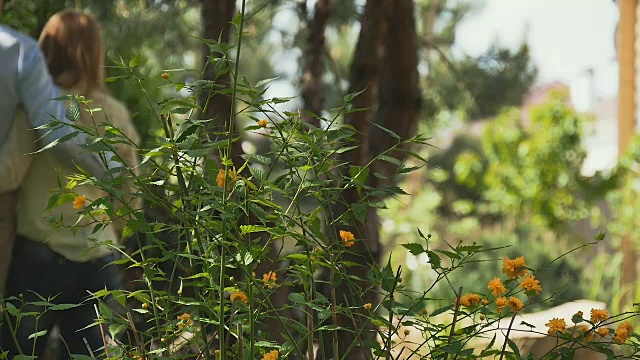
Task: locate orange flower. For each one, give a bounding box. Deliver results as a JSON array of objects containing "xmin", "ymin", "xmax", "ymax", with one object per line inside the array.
[
  {"xmin": 520, "ymin": 275, "xmax": 542, "ymax": 294},
  {"xmin": 487, "ymin": 277, "xmax": 506, "ymax": 296},
  {"xmin": 502, "ymin": 256, "xmax": 527, "ymax": 278},
  {"xmin": 590, "ymin": 309, "xmax": 608, "ymax": 323},
  {"xmin": 482, "ymin": 299, "xmax": 489, "ymax": 305},
  {"xmin": 545, "ymin": 318, "xmax": 566, "ymax": 335},
  {"xmin": 73, "ymin": 195, "xmax": 86, "ymax": 209},
  {"xmin": 216, "ymin": 169, "xmax": 238, "ymax": 189},
  {"xmin": 161, "ymin": 72, "xmax": 169, "ymax": 79},
  {"xmin": 495, "ymin": 297, "xmax": 508, "ymax": 313},
  {"xmin": 363, "ymin": 303, "xmax": 372, "ymax": 310},
  {"xmin": 230, "ymin": 291, "xmax": 248, "ymax": 303},
  {"xmin": 614, "ymin": 322, "xmax": 633, "ymax": 344},
  {"xmin": 263, "ymin": 271, "xmax": 277, "ymax": 289},
  {"xmin": 258, "ymin": 119, "xmax": 268, "ymax": 127},
  {"xmin": 597, "ymin": 327, "xmax": 610, "ymax": 337},
  {"xmin": 459, "ymin": 293, "xmax": 482, "ymax": 307},
  {"xmin": 262, "ymin": 350, "xmax": 279, "ymax": 360},
  {"xmin": 577, "ymin": 325, "xmax": 593, "ymax": 342},
  {"xmin": 507, "ymin": 297, "xmax": 524, "ymax": 312},
  {"xmin": 339, "ymin": 230, "xmax": 355, "ymax": 247},
  {"xmin": 176, "ymin": 313, "xmax": 193, "ymax": 329}
]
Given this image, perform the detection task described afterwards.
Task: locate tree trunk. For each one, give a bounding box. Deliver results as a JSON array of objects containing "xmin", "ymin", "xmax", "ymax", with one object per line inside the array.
[
  {"xmin": 369, "ymin": 0, "xmax": 420, "ymax": 181},
  {"xmin": 319, "ymin": 0, "xmax": 419, "ymax": 359},
  {"xmin": 300, "ymin": 0, "xmax": 333, "ymax": 126},
  {"xmin": 200, "ymin": 0, "xmax": 243, "ymax": 166}
]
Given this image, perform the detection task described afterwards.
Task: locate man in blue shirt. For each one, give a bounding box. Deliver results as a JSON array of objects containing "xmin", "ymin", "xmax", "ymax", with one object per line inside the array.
[{"xmin": 0, "ymin": 0, "xmax": 113, "ymax": 294}]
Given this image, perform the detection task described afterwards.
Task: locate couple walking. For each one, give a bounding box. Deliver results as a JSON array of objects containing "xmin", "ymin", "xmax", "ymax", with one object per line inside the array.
[{"xmin": 1, "ymin": 4, "xmax": 140, "ymax": 358}]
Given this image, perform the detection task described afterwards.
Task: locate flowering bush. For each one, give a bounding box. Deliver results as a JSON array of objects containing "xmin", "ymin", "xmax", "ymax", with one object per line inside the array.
[{"xmin": 2, "ymin": 5, "xmax": 639, "ymax": 360}]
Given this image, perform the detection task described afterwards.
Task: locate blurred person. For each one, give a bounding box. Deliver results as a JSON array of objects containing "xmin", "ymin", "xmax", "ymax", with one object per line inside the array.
[
  {"xmin": 0, "ymin": 1, "xmax": 113, "ymax": 296},
  {"xmin": 0, "ymin": 9, "xmax": 141, "ymax": 358}
]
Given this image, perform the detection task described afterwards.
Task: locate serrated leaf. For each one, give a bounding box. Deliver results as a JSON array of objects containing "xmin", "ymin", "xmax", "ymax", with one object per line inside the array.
[
  {"xmin": 108, "ymin": 323, "xmax": 127, "ymax": 339},
  {"xmin": 402, "ymin": 243, "xmax": 425, "ymax": 256},
  {"xmin": 248, "ymin": 166, "xmax": 264, "ymax": 182},
  {"xmin": 66, "ymin": 97, "xmax": 81, "ymax": 122},
  {"xmin": 351, "ymin": 203, "xmax": 367, "ymax": 224},
  {"xmin": 288, "ymin": 292, "xmax": 306, "ymax": 304},
  {"xmin": 175, "ymin": 121, "xmax": 199, "ymax": 143},
  {"xmin": 427, "ymin": 251, "xmax": 441, "ymax": 269}
]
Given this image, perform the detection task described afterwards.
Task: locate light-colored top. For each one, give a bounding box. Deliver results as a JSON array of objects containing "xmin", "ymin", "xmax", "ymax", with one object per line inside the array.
[
  {"xmin": 17, "ymin": 90, "xmax": 141, "ymax": 262},
  {"xmin": 0, "ymin": 25, "xmax": 108, "ymax": 178}
]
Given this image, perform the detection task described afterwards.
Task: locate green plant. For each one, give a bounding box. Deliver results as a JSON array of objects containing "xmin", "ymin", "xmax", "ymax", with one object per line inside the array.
[{"xmin": 3, "ymin": 4, "xmax": 640, "ymax": 360}]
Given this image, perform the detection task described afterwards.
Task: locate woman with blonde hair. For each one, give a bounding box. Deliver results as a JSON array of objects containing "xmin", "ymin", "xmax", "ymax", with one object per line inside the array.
[{"xmin": 0, "ymin": 10, "xmax": 141, "ymax": 358}]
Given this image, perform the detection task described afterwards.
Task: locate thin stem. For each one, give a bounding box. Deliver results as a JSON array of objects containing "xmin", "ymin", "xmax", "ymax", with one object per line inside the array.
[
  {"xmin": 447, "ymin": 287, "xmax": 463, "ymax": 353},
  {"xmin": 498, "ymin": 312, "xmax": 518, "ymax": 360},
  {"xmin": 220, "ymin": 2, "xmax": 247, "ymax": 359},
  {"xmin": 331, "ymin": 268, "xmax": 340, "ymax": 360}
]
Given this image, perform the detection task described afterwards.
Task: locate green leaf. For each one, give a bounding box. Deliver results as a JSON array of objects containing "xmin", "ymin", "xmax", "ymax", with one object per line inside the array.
[
  {"xmin": 378, "ymin": 155, "xmax": 401, "ymax": 166},
  {"xmin": 66, "ymin": 97, "xmax": 81, "ymax": 122},
  {"xmin": 351, "ymin": 203, "xmax": 367, "ymax": 224},
  {"xmin": 285, "ymin": 254, "xmax": 309, "ymax": 263},
  {"xmin": 256, "ymin": 76, "xmax": 280, "ymax": 88},
  {"xmin": 288, "ymin": 292, "xmax": 306, "ymax": 304},
  {"xmin": 46, "ymin": 192, "xmax": 76, "ymax": 211},
  {"xmin": 371, "ymin": 121, "xmax": 401, "ymax": 140},
  {"xmin": 402, "ymin": 243, "xmax": 425, "ymax": 256},
  {"xmin": 121, "ymin": 225, "xmax": 135, "ymax": 240},
  {"xmin": 430, "ymin": 305, "xmax": 451, "ymax": 317},
  {"xmin": 50, "ymin": 303, "xmax": 79, "ymax": 311},
  {"xmin": 343, "ymin": 88, "xmax": 367, "ymax": 103},
  {"xmin": 482, "ymin": 334, "xmax": 497, "ymax": 352},
  {"xmin": 128, "ymin": 55, "xmax": 140, "ymax": 68},
  {"xmin": 335, "ymin": 145, "xmax": 359, "ymax": 154},
  {"xmin": 232, "ymin": 11, "xmax": 243, "ymax": 28},
  {"xmin": 316, "ymin": 325, "xmax": 348, "ymax": 331},
  {"xmin": 426, "ymin": 250, "xmax": 441, "ymax": 269},
  {"xmin": 506, "ymin": 337, "xmax": 520, "ymax": 357},
  {"xmin": 240, "ymin": 225, "xmax": 270, "ymax": 234},
  {"xmin": 108, "ymin": 323, "xmax": 127, "ymax": 339},
  {"xmin": 595, "ymin": 232, "xmax": 606, "ymax": 241},
  {"xmin": 27, "ymin": 330, "xmax": 48, "ymax": 340}
]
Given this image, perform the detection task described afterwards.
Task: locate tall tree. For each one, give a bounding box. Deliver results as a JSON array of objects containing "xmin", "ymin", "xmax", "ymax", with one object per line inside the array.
[
  {"xmin": 300, "ymin": 0, "xmax": 333, "ymax": 126},
  {"xmin": 199, "ymin": 0, "xmax": 241, "ymax": 164},
  {"xmin": 318, "ymin": 0, "xmax": 420, "ymax": 358}
]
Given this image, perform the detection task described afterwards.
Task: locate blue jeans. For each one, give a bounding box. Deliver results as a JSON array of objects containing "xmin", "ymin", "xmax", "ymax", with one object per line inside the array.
[{"xmin": 0, "ymin": 236, "xmax": 121, "ymax": 358}]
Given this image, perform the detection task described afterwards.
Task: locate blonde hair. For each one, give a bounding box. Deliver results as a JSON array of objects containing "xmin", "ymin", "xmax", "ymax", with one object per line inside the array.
[{"xmin": 38, "ymin": 10, "xmax": 105, "ymax": 95}]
